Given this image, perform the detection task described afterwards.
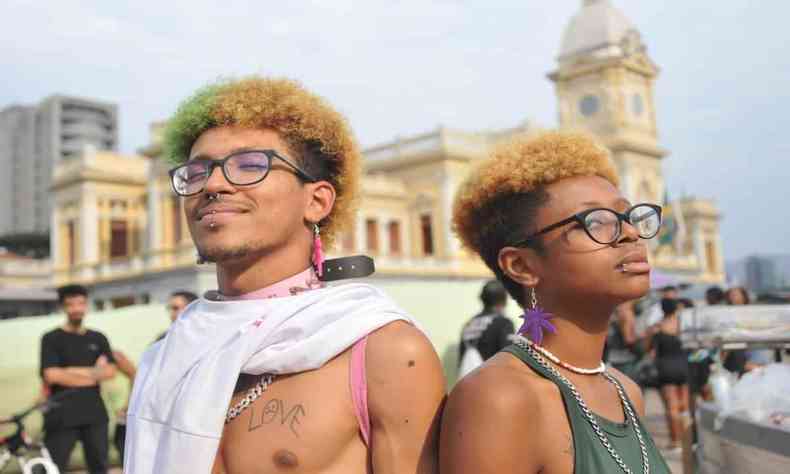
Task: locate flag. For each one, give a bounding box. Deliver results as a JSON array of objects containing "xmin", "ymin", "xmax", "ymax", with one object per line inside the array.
[{"xmin": 657, "ymin": 190, "xmax": 686, "ymax": 253}]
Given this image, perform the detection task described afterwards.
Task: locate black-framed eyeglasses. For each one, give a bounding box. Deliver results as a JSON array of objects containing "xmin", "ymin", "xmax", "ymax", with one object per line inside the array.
[
  {"xmin": 168, "ymin": 149, "xmax": 318, "ymax": 197},
  {"xmin": 511, "ymin": 203, "xmax": 663, "ymax": 247}
]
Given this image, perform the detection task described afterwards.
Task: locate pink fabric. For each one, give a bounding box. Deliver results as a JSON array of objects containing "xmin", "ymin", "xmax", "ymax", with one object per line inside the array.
[
  {"xmin": 215, "ymin": 268, "xmax": 320, "ymax": 300},
  {"xmin": 350, "ymin": 336, "xmax": 371, "ymax": 447}
]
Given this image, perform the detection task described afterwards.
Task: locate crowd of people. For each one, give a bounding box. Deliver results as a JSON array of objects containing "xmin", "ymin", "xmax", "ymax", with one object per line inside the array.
[{"xmin": 603, "ymin": 283, "xmax": 782, "ymax": 452}]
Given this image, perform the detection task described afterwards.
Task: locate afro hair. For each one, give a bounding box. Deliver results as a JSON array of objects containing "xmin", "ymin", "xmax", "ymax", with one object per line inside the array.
[
  {"xmin": 162, "ymin": 76, "xmax": 361, "ymax": 249},
  {"xmin": 452, "ymin": 131, "xmax": 619, "ymax": 304}
]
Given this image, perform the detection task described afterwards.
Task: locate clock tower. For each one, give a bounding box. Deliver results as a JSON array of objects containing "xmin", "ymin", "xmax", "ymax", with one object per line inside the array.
[{"xmin": 549, "ymin": 0, "xmax": 666, "ymax": 205}]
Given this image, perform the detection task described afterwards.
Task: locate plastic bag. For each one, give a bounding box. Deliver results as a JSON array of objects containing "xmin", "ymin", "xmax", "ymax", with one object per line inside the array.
[
  {"xmin": 709, "ymin": 365, "xmax": 737, "ymax": 413},
  {"xmin": 716, "ymin": 363, "xmax": 790, "ymax": 428}
]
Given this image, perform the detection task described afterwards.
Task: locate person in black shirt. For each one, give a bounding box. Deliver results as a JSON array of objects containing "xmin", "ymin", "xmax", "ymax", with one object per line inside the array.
[
  {"xmin": 40, "ymin": 284, "xmax": 116, "ymax": 474},
  {"xmin": 458, "ymin": 280, "xmax": 514, "ymax": 376}
]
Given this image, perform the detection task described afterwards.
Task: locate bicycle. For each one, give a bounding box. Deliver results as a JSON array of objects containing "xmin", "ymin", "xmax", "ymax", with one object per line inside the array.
[{"xmin": 0, "ymin": 399, "xmax": 61, "ymax": 474}]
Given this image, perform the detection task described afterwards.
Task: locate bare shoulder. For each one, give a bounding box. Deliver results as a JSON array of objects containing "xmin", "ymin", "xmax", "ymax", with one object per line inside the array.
[
  {"xmin": 365, "ymin": 320, "xmax": 445, "ymax": 408},
  {"xmin": 450, "ymin": 352, "xmax": 543, "ymax": 420},
  {"xmin": 441, "ymin": 353, "xmax": 547, "ymax": 472},
  {"xmin": 366, "ymin": 320, "xmax": 441, "ymax": 373},
  {"xmin": 607, "ymin": 366, "xmax": 645, "ymax": 416}
]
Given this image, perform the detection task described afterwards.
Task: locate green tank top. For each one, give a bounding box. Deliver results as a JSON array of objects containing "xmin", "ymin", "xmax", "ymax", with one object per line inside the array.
[{"xmin": 504, "ymin": 344, "xmax": 671, "ymax": 474}]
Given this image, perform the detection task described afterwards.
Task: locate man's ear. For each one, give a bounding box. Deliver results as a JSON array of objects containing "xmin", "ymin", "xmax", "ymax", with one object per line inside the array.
[
  {"xmin": 498, "ymin": 246, "xmax": 541, "ymax": 289},
  {"xmin": 304, "ymin": 181, "xmax": 336, "ymax": 224}
]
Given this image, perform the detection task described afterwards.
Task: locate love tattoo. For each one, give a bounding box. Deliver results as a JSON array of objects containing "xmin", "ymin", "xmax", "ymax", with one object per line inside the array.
[{"xmin": 248, "ymin": 399, "xmax": 307, "ymax": 437}]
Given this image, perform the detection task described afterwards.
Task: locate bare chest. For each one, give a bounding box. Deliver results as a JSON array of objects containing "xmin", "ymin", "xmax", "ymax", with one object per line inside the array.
[{"xmin": 212, "ymin": 356, "xmax": 367, "ymax": 474}]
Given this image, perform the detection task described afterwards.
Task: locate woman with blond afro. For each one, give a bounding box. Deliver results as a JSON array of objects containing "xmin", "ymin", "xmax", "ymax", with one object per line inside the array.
[
  {"xmin": 124, "ymin": 77, "xmax": 445, "ymax": 474},
  {"xmin": 440, "ymin": 131, "xmax": 671, "ymax": 473}
]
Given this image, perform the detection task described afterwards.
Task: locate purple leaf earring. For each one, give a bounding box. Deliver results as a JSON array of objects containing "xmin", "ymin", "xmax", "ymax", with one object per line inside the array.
[{"xmin": 517, "ymin": 288, "xmax": 556, "ymax": 345}]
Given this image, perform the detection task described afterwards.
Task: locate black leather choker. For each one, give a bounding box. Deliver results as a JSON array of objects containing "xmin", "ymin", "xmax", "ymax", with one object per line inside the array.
[{"xmin": 318, "ymin": 256, "xmax": 375, "ymax": 282}]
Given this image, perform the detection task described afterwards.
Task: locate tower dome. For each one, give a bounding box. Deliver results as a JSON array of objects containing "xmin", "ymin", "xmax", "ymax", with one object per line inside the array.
[{"xmin": 559, "ymin": 0, "xmax": 641, "ymax": 62}]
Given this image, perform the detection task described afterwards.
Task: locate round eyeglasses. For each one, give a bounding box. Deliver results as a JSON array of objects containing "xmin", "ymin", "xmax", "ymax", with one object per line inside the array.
[
  {"xmin": 168, "ymin": 149, "xmax": 317, "ymax": 197},
  {"xmin": 511, "ymin": 203, "xmax": 663, "ymax": 247}
]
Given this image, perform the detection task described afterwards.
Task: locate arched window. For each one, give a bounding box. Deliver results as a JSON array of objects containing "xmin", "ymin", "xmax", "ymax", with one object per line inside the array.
[
  {"xmin": 366, "ymin": 218, "xmax": 379, "ymax": 254},
  {"xmin": 420, "ymin": 214, "xmax": 434, "ymax": 256},
  {"xmin": 388, "ymin": 221, "xmax": 402, "ymax": 255}
]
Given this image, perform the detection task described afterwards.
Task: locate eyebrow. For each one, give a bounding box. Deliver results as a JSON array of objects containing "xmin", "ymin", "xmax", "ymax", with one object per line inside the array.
[
  {"xmin": 579, "ymin": 198, "xmax": 632, "ymax": 209},
  {"xmin": 188, "ymin": 147, "xmax": 262, "ymax": 161}
]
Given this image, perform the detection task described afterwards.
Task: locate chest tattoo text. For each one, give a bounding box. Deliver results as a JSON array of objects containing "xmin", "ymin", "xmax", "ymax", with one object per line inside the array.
[{"xmin": 247, "ymin": 399, "xmax": 307, "ymax": 438}]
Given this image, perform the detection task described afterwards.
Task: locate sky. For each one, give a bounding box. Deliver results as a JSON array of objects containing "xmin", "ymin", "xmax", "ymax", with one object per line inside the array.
[{"xmin": 1, "ymin": 0, "xmax": 788, "ymax": 261}]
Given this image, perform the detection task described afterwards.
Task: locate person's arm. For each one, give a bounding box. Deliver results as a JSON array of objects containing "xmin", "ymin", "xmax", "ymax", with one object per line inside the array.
[
  {"xmin": 367, "ymin": 321, "xmax": 446, "ymax": 474},
  {"xmin": 458, "ymin": 328, "xmax": 467, "ymax": 368},
  {"xmin": 43, "ymin": 358, "xmax": 118, "ymax": 387},
  {"xmin": 615, "ymin": 302, "xmax": 637, "ymax": 347},
  {"xmin": 441, "ymin": 365, "xmax": 542, "ymax": 474},
  {"xmin": 50, "ymin": 354, "xmax": 116, "ymax": 381},
  {"xmin": 42, "ymin": 367, "xmax": 99, "ymax": 387},
  {"xmin": 112, "ymin": 349, "xmax": 137, "ymax": 415},
  {"xmin": 112, "ymin": 350, "xmax": 137, "ymax": 383},
  {"xmin": 94, "ymin": 335, "xmax": 117, "ymax": 381},
  {"xmin": 641, "ymin": 324, "xmax": 660, "ymax": 353},
  {"xmin": 94, "ymin": 355, "xmax": 117, "ymax": 381}
]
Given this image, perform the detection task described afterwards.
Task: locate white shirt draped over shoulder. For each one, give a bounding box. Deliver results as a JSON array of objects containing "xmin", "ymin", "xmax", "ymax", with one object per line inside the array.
[{"xmin": 124, "ymin": 283, "xmax": 415, "ymax": 474}]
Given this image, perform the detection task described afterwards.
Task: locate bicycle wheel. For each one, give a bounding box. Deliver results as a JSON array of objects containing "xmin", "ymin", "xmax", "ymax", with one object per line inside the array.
[{"xmin": 21, "ymin": 456, "xmax": 60, "ymax": 474}]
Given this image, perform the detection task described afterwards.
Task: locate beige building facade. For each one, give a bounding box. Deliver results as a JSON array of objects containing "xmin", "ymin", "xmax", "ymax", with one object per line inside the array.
[{"xmin": 49, "ymin": 0, "xmax": 724, "ymax": 311}]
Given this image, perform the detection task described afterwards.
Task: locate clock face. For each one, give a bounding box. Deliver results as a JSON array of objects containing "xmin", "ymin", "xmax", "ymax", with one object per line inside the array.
[
  {"xmin": 579, "ymin": 95, "xmax": 599, "ymax": 117},
  {"xmin": 632, "ymin": 93, "xmax": 644, "ymax": 116}
]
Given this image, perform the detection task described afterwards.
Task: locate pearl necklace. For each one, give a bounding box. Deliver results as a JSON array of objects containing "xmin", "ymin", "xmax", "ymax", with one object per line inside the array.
[{"xmin": 515, "ymin": 335, "xmax": 606, "ymax": 375}]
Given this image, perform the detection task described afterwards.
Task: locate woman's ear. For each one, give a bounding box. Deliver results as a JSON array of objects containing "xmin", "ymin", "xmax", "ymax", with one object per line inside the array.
[
  {"xmin": 304, "ymin": 181, "xmax": 336, "ymax": 224},
  {"xmin": 498, "ymin": 246, "xmax": 541, "ymax": 289}
]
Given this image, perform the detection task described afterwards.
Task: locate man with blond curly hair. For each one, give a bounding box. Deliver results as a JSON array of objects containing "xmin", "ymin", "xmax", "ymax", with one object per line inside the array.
[
  {"xmin": 124, "ymin": 77, "xmax": 445, "ymax": 474},
  {"xmin": 440, "ymin": 131, "xmax": 671, "ymax": 473}
]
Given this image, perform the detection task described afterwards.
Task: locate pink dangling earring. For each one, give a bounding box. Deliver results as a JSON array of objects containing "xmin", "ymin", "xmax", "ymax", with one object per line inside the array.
[
  {"xmin": 517, "ymin": 288, "xmax": 556, "ymax": 345},
  {"xmin": 312, "ymin": 223, "xmax": 325, "ymax": 278}
]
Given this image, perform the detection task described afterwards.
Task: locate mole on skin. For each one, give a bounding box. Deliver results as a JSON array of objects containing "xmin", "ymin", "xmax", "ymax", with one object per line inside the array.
[{"xmin": 408, "ymin": 360, "xmax": 415, "ymax": 367}]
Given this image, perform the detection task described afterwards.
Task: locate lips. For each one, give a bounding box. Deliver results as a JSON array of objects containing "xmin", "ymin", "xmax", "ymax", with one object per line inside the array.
[
  {"xmin": 196, "ymin": 204, "xmax": 248, "ymax": 221},
  {"xmin": 617, "ymin": 251, "xmax": 650, "ymax": 274}
]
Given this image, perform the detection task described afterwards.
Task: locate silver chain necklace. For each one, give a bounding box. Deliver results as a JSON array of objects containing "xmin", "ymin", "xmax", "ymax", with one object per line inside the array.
[
  {"xmin": 514, "ymin": 338, "xmax": 649, "ymax": 474},
  {"xmin": 225, "ymin": 374, "xmax": 275, "ymax": 424}
]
